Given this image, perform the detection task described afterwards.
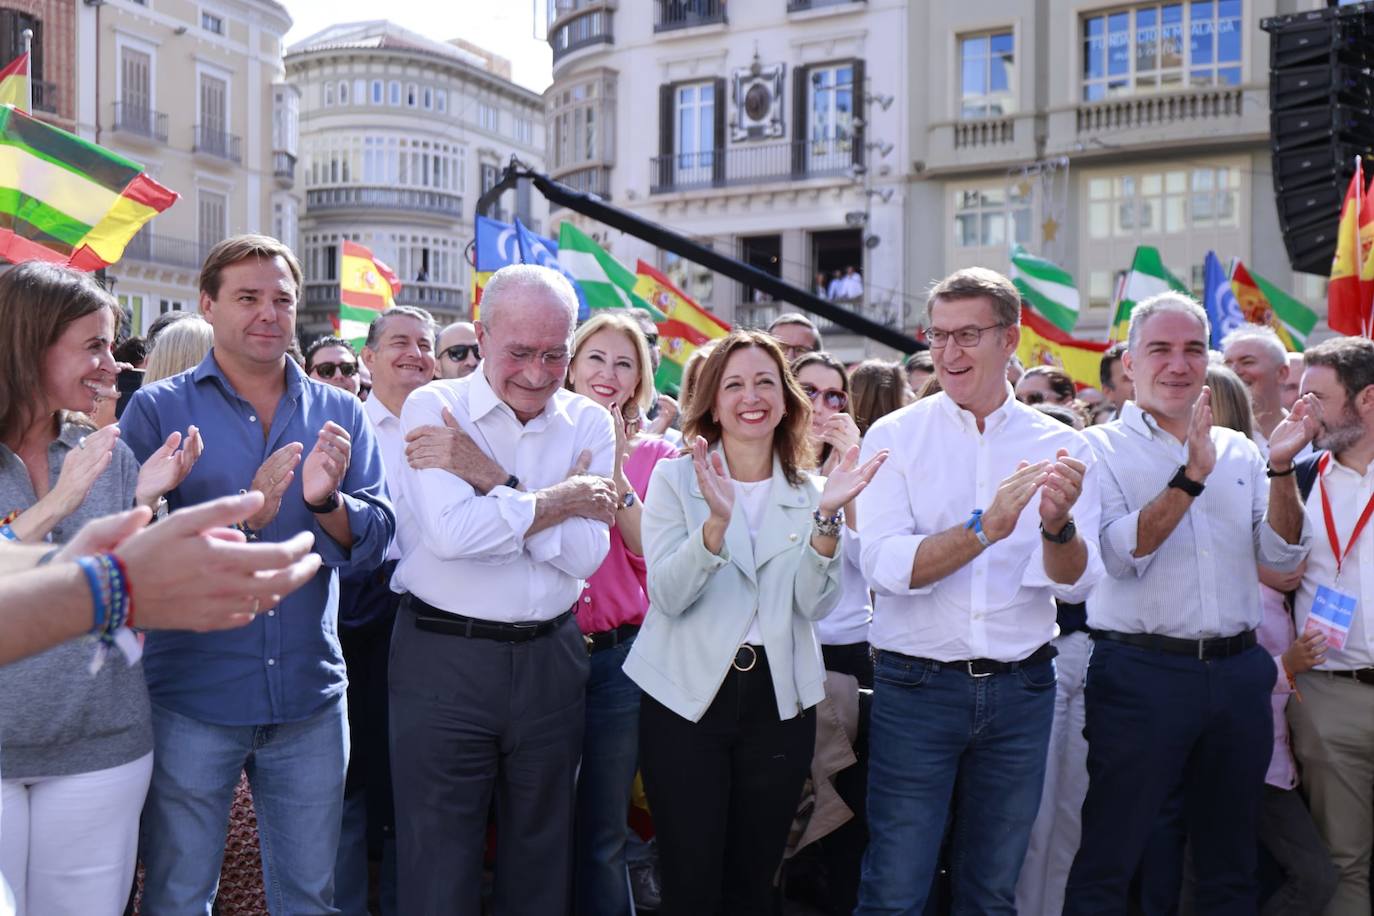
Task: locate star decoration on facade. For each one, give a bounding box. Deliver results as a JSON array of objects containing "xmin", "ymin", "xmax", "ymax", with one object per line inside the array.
[{"xmin": 1041, "ymin": 216, "xmax": 1059, "ymax": 243}]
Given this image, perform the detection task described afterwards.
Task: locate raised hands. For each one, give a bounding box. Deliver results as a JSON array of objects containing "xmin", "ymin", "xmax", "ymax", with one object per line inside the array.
[
  {"xmin": 692, "ymin": 436, "xmax": 735, "ymax": 522},
  {"xmin": 244, "ymin": 442, "xmax": 303, "ymax": 531},
  {"xmin": 302, "ymin": 421, "xmax": 351, "ymax": 506},
  {"xmin": 819, "ymin": 445, "xmax": 889, "ymax": 517},
  {"xmin": 1039, "ymin": 448, "xmax": 1087, "ymax": 533},
  {"xmin": 1268, "ymin": 393, "xmax": 1322, "ymax": 469},
  {"xmin": 50, "ymin": 425, "xmax": 120, "ymax": 517},
  {"xmin": 135, "ymin": 426, "xmax": 203, "ymax": 509},
  {"xmin": 1185, "ymin": 386, "xmax": 1216, "ymax": 482},
  {"xmin": 818, "ymin": 414, "xmax": 862, "ymax": 476}
]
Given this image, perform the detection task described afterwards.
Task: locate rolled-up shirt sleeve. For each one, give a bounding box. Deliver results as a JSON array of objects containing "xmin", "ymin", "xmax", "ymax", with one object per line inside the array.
[
  {"xmin": 1022, "ymin": 443, "xmax": 1105, "ymax": 602},
  {"xmin": 316, "ymin": 402, "xmax": 396, "ymax": 571},
  {"xmin": 525, "ymin": 406, "xmax": 615, "ymax": 579},
  {"xmin": 1254, "ymin": 449, "xmax": 1312, "ymax": 571},
  {"xmin": 1094, "ymin": 448, "xmax": 1160, "ymax": 579},
  {"xmin": 857, "ymin": 421, "xmax": 934, "ymax": 597}
]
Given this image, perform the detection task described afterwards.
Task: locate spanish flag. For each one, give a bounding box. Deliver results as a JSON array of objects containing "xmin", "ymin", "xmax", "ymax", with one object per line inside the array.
[
  {"xmin": 633, "ymin": 260, "xmax": 730, "ymax": 395},
  {"xmin": 1327, "ymin": 158, "xmax": 1373, "ymax": 337},
  {"xmin": 337, "ymin": 240, "xmax": 401, "ymax": 346},
  {"xmin": 1017, "ymin": 307, "xmax": 1109, "ymax": 391},
  {"xmin": 0, "ymin": 54, "xmax": 29, "ymax": 112}
]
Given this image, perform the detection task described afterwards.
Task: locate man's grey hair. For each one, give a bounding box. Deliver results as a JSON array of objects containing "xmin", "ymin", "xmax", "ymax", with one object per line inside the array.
[
  {"xmin": 1220, "ymin": 322, "xmax": 1286, "ymax": 367},
  {"xmin": 768, "ymin": 312, "xmax": 824, "ymax": 350},
  {"xmin": 1126, "ymin": 292, "xmax": 1210, "ymax": 354},
  {"xmin": 480, "ymin": 264, "xmax": 578, "ymax": 330},
  {"xmin": 364, "ymin": 305, "xmax": 437, "ymax": 350}
]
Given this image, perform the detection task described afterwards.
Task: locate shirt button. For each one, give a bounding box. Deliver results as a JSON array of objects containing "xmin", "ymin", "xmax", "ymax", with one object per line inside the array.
[
  {"xmin": 267, "ymin": 658, "xmax": 276, "ymax": 666},
  {"xmin": 266, "ymin": 609, "xmax": 276, "ymax": 617},
  {"xmin": 789, "ymin": 532, "xmax": 798, "ymax": 541},
  {"xmin": 249, "ymin": 415, "xmax": 257, "ymax": 422},
  {"xmin": 583, "ymin": 596, "xmax": 591, "ymax": 604}
]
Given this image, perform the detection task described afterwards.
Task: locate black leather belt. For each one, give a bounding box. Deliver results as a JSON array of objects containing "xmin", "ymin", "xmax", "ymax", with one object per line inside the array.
[
  {"xmin": 403, "ymin": 594, "xmax": 572, "ymax": 643},
  {"xmin": 584, "ymin": 623, "xmax": 639, "ymax": 654},
  {"xmin": 1091, "ymin": 629, "xmax": 1257, "ymax": 660},
  {"xmin": 1328, "ymin": 668, "xmax": 1374, "ymax": 686},
  {"xmin": 732, "ymin": 644, "xmax": 766, "ymax": 672},
  {"xmin": 874, "ymin": 642, "xmax": 1057, "ymax": 678}
]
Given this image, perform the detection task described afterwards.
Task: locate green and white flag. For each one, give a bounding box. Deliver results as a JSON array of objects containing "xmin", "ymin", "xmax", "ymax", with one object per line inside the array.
[
  {"xmin": 557, "ymin": 222, "xmax": 665, "ymax": 320},
  {"xmin": 1010, "ymin": 245, "xmax": 1080, "ymax": 333},
  {"xmin": 1110, "ymin": 245, "xmax": 1190, "ymax": 342},
  {"xmin": 337, "ymin": 303, "xmax": 375, "ymax": 350}
]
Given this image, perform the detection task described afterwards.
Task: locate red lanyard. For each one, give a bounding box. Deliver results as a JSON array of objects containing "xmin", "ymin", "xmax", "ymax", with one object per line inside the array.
[{"xmin": 1317, "ymin": 452, "xmax": 1374, "ymax": 577}]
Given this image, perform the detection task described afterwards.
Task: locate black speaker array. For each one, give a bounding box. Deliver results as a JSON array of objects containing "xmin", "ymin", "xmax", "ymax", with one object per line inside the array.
[{"xmin": 1262, "ymin": 3, "xmax": 1374, "ymax": 275}]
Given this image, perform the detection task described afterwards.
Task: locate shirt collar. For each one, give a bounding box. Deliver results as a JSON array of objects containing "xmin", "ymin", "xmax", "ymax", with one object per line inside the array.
[
  {"xmin": 936, "ymin": 383, "xmax": 1017, "ymax": 434},
  {"xmin": 362, "ymin": 392, "xmax": 400, "ymax": 426},
  {"xmin": 192, "ymin": 348, "xmax": 306, "ymax": 401},
  {"xmin": 53, "ymin": 421, "xmax": 89, "ymax": 452},
  {"xmin": 467, "ymin": 367, "xmax": 572, "ymax": 428},
  {"xmin": 1120, "ymin": 401, "xmax": 1165, "ymax": 441}
]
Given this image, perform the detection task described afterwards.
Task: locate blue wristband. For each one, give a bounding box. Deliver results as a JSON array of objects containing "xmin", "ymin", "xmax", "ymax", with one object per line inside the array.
[
  {"xmin": 0, "ymin": 523, "xmax": 18, "ymax": 542},
  {"xmin": 964, "ymin": 509, "xmax": 992, "ymax": 548},
  {"xmin": 75, "ymin": 555, "xmax": 112, "ymax": 636}
]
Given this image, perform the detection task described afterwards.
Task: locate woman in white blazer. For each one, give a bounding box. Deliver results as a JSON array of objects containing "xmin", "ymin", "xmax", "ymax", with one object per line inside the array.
[{"xmin": 624, "ymin": 330, "xmax": 887, "ymax": 915}]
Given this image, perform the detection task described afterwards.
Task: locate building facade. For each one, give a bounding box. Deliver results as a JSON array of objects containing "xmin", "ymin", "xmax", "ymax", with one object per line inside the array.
[
  {"xmin": 83, "ymin": 0, "xmax": 298, "ymax": 337},
  {"xmin": 546, "ymin": 0, "xmax": 909, "ymax": 362},
  {"xmin": 0, "ymin": 0, "xmax": 76, "ymax": 130},
  {"xmin": 285, "ymin": 21, "xmax": 547, "ymax": 338}
]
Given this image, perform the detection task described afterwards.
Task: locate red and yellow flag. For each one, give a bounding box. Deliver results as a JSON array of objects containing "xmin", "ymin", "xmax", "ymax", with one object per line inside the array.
[
  {"xmin": 337, "ymin": 241, "xmax": 401, "ymax": 346},
  {"xmin": 632, "ymin": 260, "xmax": 729, "ymax": 394},
  {"xmin": 1327, "ymin": 158, "xmax": 1373, "ymax": 336},
  {"xmin": 1017, "ymin": 307, "xmax": 1109, "ymax": 391},
  {"xmin": 0, "ymin": 53, "xmax": 29, "ymax": 112}
]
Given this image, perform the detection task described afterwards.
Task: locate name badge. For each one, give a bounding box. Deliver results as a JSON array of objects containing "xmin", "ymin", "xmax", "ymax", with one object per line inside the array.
[{"xmin": 1306, "ymin": 585, "xmax": 1358, "ymax": 652}]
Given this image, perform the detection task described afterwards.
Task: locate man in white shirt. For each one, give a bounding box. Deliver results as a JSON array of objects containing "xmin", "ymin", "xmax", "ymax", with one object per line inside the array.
[
  {"xmin": 333, "ymin": 305, "xmax": 436, "ymax": 916},
  {"xmin": 840, "ymin": 265, "xmax": 864, "ymax": 301},
  {"xmin": 855, "ymin": 267, "xmax": 1104, "ymax": 915},
  {"xmin": 389, "ymin": 265, "xmax": 618, "ymax": 916},
  {"xmin": 1064, "ymin": 293, "xmax": 1313, "ymax": 914},
  {"xmin": 1287, "ymin": 336, "xmax": 1374, "ymax": 915}
]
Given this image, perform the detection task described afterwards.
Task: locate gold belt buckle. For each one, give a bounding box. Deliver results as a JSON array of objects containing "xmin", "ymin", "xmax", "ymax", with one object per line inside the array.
[
  {"xmin": 732, "ymin": 644, "xmax": 758, "ymax": 672},
  {"xmin": 584, "ymin": 634, "xmax": 595, "ymax": 654}
]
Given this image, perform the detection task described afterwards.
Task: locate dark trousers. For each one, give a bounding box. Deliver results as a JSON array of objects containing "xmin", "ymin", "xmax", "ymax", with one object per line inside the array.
[
  {"xmin": 822, "ymin": 640, "xmax": 874, "ymax": 689},
  {"xmin": 639, "ymin": 651, "xmax": 816, "ymax": 916},
  {"xmin": 389, "ymin": 608, "xmax": 589, "ymax": 916},
  {"xmin": 1064, "ymin": 639, "xmax": 1275, "ymax": 916}
]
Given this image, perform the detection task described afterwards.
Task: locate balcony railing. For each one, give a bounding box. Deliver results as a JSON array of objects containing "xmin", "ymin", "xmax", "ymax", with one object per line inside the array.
[
  {"xmin": 954, "ymin": 116, "xmax": 1015, "ymax": 149},
  {"xmin": 788, "ymin": 0, "xmax": 865, "ymax": 10},
  {"xmin": 193, "ymin": 124, "xmax": 242, "ymax": 163},
  {"xmin": 32, "ymin": 79, "xmax": 57, "ymax": 114},
  {"xmin": 273, "ymin": 151, "xmax": 296, "ymax": 188},
  {"xmin": 735, "ymin": 297, "xmax": 900, "ymax": 334},
  {"xmin": 654, "ymin": 0, "xmax": 726, "ymax": 32},
  {"xmin": 122, "ymin": 231, "xmax": 214, "ymax": 271},
  {"xmin": 551, "ymin": 7, "xmax": 613, "ymax": 63},
  {"xmin": 305, "ymin": 185, "xmax": 464, "ymax": 217},
  {"xmin": 113, "ymin": 102, "xmax": 168, "ymax": 142},
  {"xmin": 1075, "ymin": 87, "xmax": 1245, "ymax": 135},
  {"xmin": 304, "ymin": 281, "xmax": 467, "ymax": 310},
  {"xmin": 650, "ymin": 137, "xmax": 857, "ymax": 193},
  {"xmin": 552, "ymin": 165, "xmax": 612, "ymax": 201}
]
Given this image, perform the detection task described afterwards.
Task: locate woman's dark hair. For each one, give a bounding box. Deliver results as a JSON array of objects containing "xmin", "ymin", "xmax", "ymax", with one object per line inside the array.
[
  {"xmin": 0, "ymin": 261, "xmax": 118, "ymax": 442},
  {"xmin": 790, "ymin": 350, "xmax": 852, "ymax": 468},
  {"xmin": 1020, "ymin": 365, "xmax": 1077, "ymax": 405},
  {"xmin": 851, "ymin": 359, "xmax": 909, "ymax": 435},
  {"xmin": 681, "ymin": 330, "xmax": 814, "ymax": 485}
]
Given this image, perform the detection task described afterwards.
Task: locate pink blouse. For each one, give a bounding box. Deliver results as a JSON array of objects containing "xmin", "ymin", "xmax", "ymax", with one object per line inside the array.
[{"xmin": 575, "ymin": 436, "xmax": 680, "ymax": 635}]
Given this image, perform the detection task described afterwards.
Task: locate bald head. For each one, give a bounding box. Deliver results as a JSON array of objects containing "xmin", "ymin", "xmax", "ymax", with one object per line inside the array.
[{"xmin": 436, "ymin": 321, "xmax": 479, "ymax": 379}]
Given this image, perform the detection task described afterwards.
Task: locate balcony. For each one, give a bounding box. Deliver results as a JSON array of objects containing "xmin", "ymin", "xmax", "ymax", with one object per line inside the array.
[
  {"xmin": 654, "ymin": 0, "xmax": 726, "ymax": 32},
  {"xmin": 304, "ymin": 281, "xmax": 467, "ymax": 311},
  {"xmin": 273, "ymin": 151, "xmax": 296, "ymax": 189},
  {"xmin": 305, "ymin": 185, "xmax": 464, "ymax": 218},
  {"xmin": 193, "ymin": 124, "xmax": 242, "ymax": 164},
  {"xmin": 551, "ymin": 164, "xmax": 612, "ymax": 203},
  {"xmin": 735, "ymin": 297, "xmax": 901, "ymax": 335},
  {"xmin": 32, "ymin": 79, "xmax": 57, "ymax": 115},
  {"xmin": 113, "ymin": 102, "xmax": 168, "ymax": 143},
  {"xmin": 650, "ymin": 138, "xmax": 856, "ymax": 194},
  {"xmin": 954, "ymin": 117, "xmax": 1015, "ymax": 150},
  {"xmin": 1048, "ymin": 85, "xmax": 1266, "ymax": 158},
  {"xmin": 787, "ymin": 0, "xmax": 865, "ymax": 10},
  {"xmin": 550, "ymin": 6, "xmax": 613, "ymax": 64},
  {"xmin": 121, "ymin": 231, "xmax": 213, "ymax": 272}
]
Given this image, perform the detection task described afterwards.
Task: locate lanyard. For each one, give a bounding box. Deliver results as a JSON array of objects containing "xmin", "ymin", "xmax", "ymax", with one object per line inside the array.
[{"xmin": 1317, "ymin": 452, "xmax": 1374, "ymax": 577}]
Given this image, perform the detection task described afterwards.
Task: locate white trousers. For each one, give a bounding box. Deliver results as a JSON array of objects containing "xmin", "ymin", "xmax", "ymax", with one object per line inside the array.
[
  {"xmin": 0, "ymin": 752, "xmax": 153, "ymax": 916},
  {"xmin": 1016, "ymin": 630, "xmax": 1091, "ymax": 916}
]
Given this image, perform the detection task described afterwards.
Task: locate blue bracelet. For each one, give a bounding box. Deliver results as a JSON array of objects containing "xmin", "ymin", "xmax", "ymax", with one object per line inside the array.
[
  {"xmin": 75, "ymin": 555, "xmax": 112, "ymax": 636},
  {"xmin": 0, "ymin": 523, "xmax": 18, "ymax": 542},
  {"xmin": 964, "ymin": 509, "xmax": 993, "ymax": 548}
]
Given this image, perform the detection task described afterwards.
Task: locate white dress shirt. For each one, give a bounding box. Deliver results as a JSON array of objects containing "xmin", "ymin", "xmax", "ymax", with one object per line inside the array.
[
  {"xmin": 736, "ymin": 478, "xmax": 770, "ymax": 645},
  {"xmin": 856, "ymin": 390, "xmax": 1104, "ymax": 663},
  {"xmin": 816, "ymin": 530, "xmax": 872, "ymax": 646},
  {"xmin": 1085, "ymin": 402, "xmax": 1310, "ymax": 638},
  {"xmin": 1295, "ymin": 454, "xmax": 1374, "ymax": 670},
  {"xmin": 363, "ymin": 394, "xmax": 405, "ymax": 562},
  {"xmin": 841, "ymin": 272, "xmax": 864, "ymax": 300},
  {"xmin": 391, "ymin": 370, "xmax": 615, "ymax": 622}
]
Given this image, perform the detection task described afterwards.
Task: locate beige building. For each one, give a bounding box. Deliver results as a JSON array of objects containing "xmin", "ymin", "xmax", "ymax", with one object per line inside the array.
[
  {"xmin": 546, "ymin": 0, "xmax": 910, "ymax": 362},
  {"xmin": 285, "ymin": 21, "xmax": 548, "ymax": 337},
  {"xmin": 82, "ymin": 0, "xmax": 299, "ymax": 337},
  {"xmin": 909, "ymin": 0, "xmax": 1329, "ymax": 338}
]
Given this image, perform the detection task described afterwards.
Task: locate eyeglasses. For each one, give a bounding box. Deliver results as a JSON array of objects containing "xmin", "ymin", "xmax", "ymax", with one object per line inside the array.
[
  {"xmin": 441, "ymin": 344, "xmax": 480, "ymax": 363},
  {"xmin": 313, "ymin": 361, "xmax": 357, "ymax": 380},
  {"xmin": 801, "ymin": 383, "xmax": 849, "ymax": 411},
  {"xmin": 927, "ymin": 324, "xmax": 1006, "ymax": 349},
  {"xmin": 1021, "ymin": 391, "xmax": 1047, "ymax": 405}
]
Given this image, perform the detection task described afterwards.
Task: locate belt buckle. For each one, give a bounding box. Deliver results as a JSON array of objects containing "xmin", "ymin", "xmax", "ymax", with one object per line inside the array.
[
  {"xmin": 1197, "ymin": 638, "xmax": 1207, "ymax": 661},
  {"xmin": 967, "ymin": 660, "xmax": 993, "ymax": 678},
  {"xmin": 584, "ymin": 634, "xmax": 595, "ymax": 654},
  {"xmin": 733, "ymin": 645, "xmax": 758, "ymax": 672}
]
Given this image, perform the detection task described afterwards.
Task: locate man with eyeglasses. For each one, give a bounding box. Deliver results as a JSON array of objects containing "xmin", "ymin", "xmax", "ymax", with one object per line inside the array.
[
  {"xmin": 306, "ymin": 336, "xmax": 362, "ymax": 396},
  {"xmin": 768, "ymin": 312, "xmax": 823, "ymax": 363},
  {"xmin": 390, "ymin": 264, "xmax": 617, "ymax": 916},
  {"xmin": 855, "ymin": 267, "xmax": 1104, "ymax": 915},
  {"xmin": 435, "ymin": 321, "xmax": 480, "ymax": 380}
]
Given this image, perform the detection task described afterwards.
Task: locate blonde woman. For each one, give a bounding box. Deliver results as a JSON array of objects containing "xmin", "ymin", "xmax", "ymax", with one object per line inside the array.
[{"xmin": 142, "ymin": 315, "xmax": 215, "ymax": 385}]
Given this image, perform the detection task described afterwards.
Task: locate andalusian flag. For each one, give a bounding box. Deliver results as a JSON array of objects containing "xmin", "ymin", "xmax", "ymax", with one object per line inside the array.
[
  {"xmin": 1018, "ymin": 307, "xmax": 1109, "ymax": 390},
  {"xmin": 633, "ymin": 260, "xmax": 730, "ymax": 394},
  {"xmin": 1230, "ymin": 259, "xmax": 1318, "ymax": 351},
  {"xmin": 0, "ymin": 104, "xmax": 177, "ymax": 270},
  {"xmin": 1109, "ymin": 246, "xmax": 1190, "ymax": 342},
  {"xmin": 1329, "ymin": 158, "xmax": 1374, "ymax": 336},
  {"xmin": 558, "ymin": 222, "xmax": 664, "ymax": 319},
  {"xmin": 1009, "ymin": 245, "xmax": 1079, "ymax": 333},
  {"xmin": 0, "ymin": 54, "xmax": 28, "ymax": 112},
  {"xmin": 337, "ymin": 240, "xmax": 401, "ymax": 347}
]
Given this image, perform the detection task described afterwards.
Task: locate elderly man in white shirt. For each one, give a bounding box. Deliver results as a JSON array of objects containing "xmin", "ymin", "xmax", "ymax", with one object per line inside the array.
[
  {"xmin": 854, "ymin": 267, "xmax": 1103, "ymax": 915},
  {"xmin": 1064, "ymin": 293, "xmax": 1313, "ymax": 915},
  {"xmin": 388, "ymin": 265, "xmax": 618, "ymax": 916}
]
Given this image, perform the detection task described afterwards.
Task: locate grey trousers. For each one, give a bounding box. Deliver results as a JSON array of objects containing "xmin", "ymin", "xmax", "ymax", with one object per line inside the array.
[{"xmin": 389, "ymin": 609, "xmax": 590, "ymax": 916}]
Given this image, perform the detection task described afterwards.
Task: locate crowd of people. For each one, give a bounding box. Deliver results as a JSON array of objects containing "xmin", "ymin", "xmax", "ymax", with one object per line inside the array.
[{"xmin": 1, "ymin": 235, "xmax": 1373, "ymax": 916}]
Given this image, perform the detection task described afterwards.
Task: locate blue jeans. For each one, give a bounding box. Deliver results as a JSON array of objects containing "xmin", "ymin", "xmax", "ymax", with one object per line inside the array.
[
  {"xmin": 856, "ymin": 652, "xmax": 1056, "ymax": 915},
  {"xmin": 574, "ymin": 638, "xmax": 641, "ymax": 916},
  {"xmin": 139, "ymin": 698, "xmax": 349, "ymax": 915}
]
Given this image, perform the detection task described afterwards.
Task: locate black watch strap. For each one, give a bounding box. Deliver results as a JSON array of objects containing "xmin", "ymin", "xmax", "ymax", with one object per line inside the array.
[
  {"xmin": 1167, "ymin": 466, "xmax": 1205, "ymax": 498},
  {"xmin": 502, "ymin": 474, "xmax": 520, "ymax": 491},
  {"xmin": 1041, "ymin": 518, "xmax": 1076, "ymax": 544},
  {"xmin": 306, "ymin": 490, "xmax": 341, "ymax": 514}
]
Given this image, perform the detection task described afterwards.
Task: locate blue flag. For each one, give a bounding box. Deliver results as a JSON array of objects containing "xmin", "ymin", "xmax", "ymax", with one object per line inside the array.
[
  {"xmin": 1203, "ymin": 250, "xmax": 1245, "ymax": 349},
  {"xmin": 474, "ymin": 215, "xmax": 521, "ymax": 272},
  {"xmin": 514, "ymin": 217, "xmax": 589, "ymax": 321}
]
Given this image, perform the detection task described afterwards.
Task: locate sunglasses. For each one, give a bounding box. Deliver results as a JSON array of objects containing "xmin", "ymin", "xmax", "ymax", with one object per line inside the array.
[
  {"xmin": 441, "ymin": 344, "xmax": 480, "ymax": 362},
  {"xmin": 801, "ymin": 383, "xmax": 849, "ymax": 411},
  {"xmin": 313, "ymin": 361, "xmax": 357, "ymax": 380}
]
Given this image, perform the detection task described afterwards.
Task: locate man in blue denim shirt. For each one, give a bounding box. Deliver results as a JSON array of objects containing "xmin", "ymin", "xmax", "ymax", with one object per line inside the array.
[{"xmin": 120, "ymin": 235, "xmax": 394, "ymax": 915}]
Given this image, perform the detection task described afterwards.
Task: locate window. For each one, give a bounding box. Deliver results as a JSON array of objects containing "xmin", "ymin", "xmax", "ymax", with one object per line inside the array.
[
  {"xmin": 273, "ymin": 197, "xmax": 298, "ymax": 251},
  {"xmin": 371, "ymin": 80, "xmax": 383, "ymax": 104},
  {"xmin": 198, "ymin": 191, "xmax": 226, "ymax": 251},
  {"xmin": 478, "ymin": 102, "xmax": 498, "ymax": 132},
  {"xmin": 953, "ymin": 185, "xmax": 1032, "ymax": 248},
  {"xmin": 550, "ymin": 72, "xmax": 615, "ymax": 171},
  {"xmin": 353, "ymin": 79, "xmax": 365, "ymax": 106},
  {"xmin": 201, "ymin": 11, "xmax": 223, "ymax": 35},
  {"xmin": 664, "ymin": 250, "xmax": 713, "ymax": 305},
  {"xmin": 406, "ymin": 83, "xmax": 418, "ymax": 107},
  {"xmin": 120, "ymin": 46, "xmax": 152, "ymax": 118},
  {"xmin": 959, "ymin": 31, "xmax": 1014, "ymax": 118},
  {"xmin": 1082, "ymin": 1, "xmax": 1241, "ymax": 102},
  {"xmin": 338, "ymin": 80, "xmax": 349, "ymax": 105},
  {"xmin": 481, "ymin": 164, "xmax": 505, "ymax": 220},
  {"xmin": 808, "ymin": 64, "xmax": 853, "ymax": 170},
  {"xmin": 200, "ymin": 74, "xmax": 228, "ymax": 136},
  {"xmin": 436, "ymin": 90, "xmax": 447, "ymax": 113},
  {"xmin": 118, "ymin": 294, "xmax": 147, "ymax": 336},
  {"xmin": 159, "ymin": 299, "xmax": 187, "ymax": 316},
  {"xmin": 513, "ymin": 116, "xmax": 534, "ymax": 145},
  {"xmin": 324, "ymin": 82, "xmax": 335, "ymax": 106},
  {"xmin": 389, "ymin": 81, "xmax": 401, "ymax": 105},
  {"xmin": 675, "ymin": 82, "xmax": 714, "ymax": 183},
  {"xmin": 0, "ymin": 11, "xmax": 43, "ymax": 86},
  {"xmin": 423, "ymin": 87, "xmax": 433, "ymax": 109}
]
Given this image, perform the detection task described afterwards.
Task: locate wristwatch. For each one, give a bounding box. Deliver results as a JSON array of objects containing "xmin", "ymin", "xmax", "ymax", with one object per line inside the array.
[
  {"xmin": 502, "ymin": 474, "xmax": 520, "ymax": 491},
  {"xmin": 1041, "ymin": 518, "xmax": 1077, "ymax": 544},
  {"xmin": 1167, "ymin": 465, "xmax": 1205, "ymax": 498},
  {"xmin": 619, "ymin": 489, "xmax": 637, "ymax": 510},
  {"xmin": 306, "ymin": 490, "xmax": 341, "ymax": 514}
]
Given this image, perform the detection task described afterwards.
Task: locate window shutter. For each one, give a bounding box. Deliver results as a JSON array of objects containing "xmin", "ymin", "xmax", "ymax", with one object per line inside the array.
[
  {"xmin": 791, "ymin": 65, "xmax": 808, "ymax": 177},
  {"xmin": 851, "ymin": 59, "xmax": 866, "ymax": 171},
  {"xmin": 711, "ymin": 77, "xmax": 726, "ymax": 186},
  {"xmin": 658, "ymin": 82, "xmax": 674, "ymax": 190}
]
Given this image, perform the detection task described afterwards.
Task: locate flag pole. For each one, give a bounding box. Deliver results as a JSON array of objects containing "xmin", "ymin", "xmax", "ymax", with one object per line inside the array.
[{"xmin": 21, "ymin": 29, "xmax": 30, "ymax": 114}]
